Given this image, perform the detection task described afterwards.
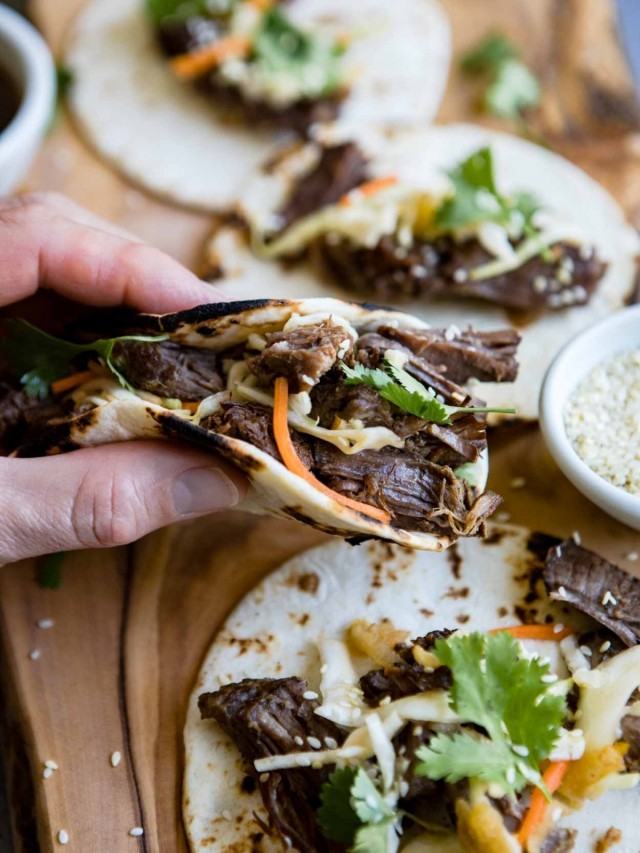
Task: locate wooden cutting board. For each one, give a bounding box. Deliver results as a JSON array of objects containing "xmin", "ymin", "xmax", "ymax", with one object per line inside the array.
[{"xmin": 1, "ymin": 2, "xmax": 640, "ymax": 851}]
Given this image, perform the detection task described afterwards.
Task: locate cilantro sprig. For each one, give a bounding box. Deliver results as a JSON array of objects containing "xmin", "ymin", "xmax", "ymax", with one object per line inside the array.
[
  {"xmin": 0, "ymin": 319, "xmax": 167, "ymax": 399},
  {"xmin": 434, "ymin": 146, "xmax": 541, "ymax": 235},
  {"xmin": 416, "ymin": 632, "xmax": 566, "ymax": 798},
  {"xmin": 317, "ymin": 767, "xmax": 396, "ymax": 852},
  {"xmin": 461, "ymin": 33, "xmax": 540, "ymax": 121},
  {"xmin": 340, "ymin": 359, "xmax": 515, "ymax": 423}
]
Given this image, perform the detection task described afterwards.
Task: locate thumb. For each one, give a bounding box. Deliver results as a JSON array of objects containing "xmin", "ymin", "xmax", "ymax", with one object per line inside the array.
[{"xmin": 0, "ymin": 442, "xmax": 246, "ymax": 565}]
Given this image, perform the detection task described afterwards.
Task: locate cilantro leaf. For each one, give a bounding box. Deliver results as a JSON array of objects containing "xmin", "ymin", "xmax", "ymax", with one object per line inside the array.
[
  {"xmin": 460, "ymin": 33, "xmax": 516, "ymax": 75},
  {"xmin": 486, "ymin": 59, "xmax": 540, "ymax": 119},
  {"xmin": 145, "ymin": 0, "xmax": 220, "ymax": 24},
  {"xmin": 0, "ymin": 320, "xmax": 167, "ymax": 398},
  {"xmin": 317, "ymin": 768, "xmax": 361, "ymax": 844},
  {"xmin": 351, "ymin": 822, "xmax": 394, "ymax": 853},
  {"xmin": 416, "ymin": 633, "xmax": 566, "ymax": 797},
  {"xmin": 254, "ymin": 8, "xmax": 344, "ymax": 98},
  {"xmin": 351, "ymin": 768, "xmax": 395, "ymax": 825},
  {"xmin": 340, "ymin": 361, "xmax": 515, "ymax": 423},
  {"xmin": 461, "ymin": 33, "xmax": 540, "ymax": 122}
]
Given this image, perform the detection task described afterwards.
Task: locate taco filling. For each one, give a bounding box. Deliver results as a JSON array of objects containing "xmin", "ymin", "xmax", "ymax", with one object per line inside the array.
[
  {"xmin": 148, "ymin": 0, "xmax": 347, "ymax": 133},
  {"xmin": 197, "ymin": 538, "xmax": 640, "ymax": 852},
  {"xmin": 251, "ymin": 142, "xmax": 608, "ymax": 312},
  {"xmin": 1, "ymin": 302, "xmax": 518, "ymax": 541}
]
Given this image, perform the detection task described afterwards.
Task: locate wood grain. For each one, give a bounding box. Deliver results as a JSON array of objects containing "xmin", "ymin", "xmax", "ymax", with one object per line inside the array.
[{"xmin": 1, "ymin": 1, "xmax": 639, "ymax": 851}]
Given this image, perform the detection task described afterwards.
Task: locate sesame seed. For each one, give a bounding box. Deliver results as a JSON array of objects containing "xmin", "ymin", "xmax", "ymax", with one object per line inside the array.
[
  {"xmin": 553, "ymin": 623, "xmax": 565, "ymax": 634},
  {"xmin": 533, "ymin": 275, "xmax": 548, "ymax": 293},
  {"xmin": 512, "ymin": 744, "xmax": 529, "ymax": 757},
  {"xmin": 36, "ymin": 618, "xmax": 55, "ymax": 630},
  {"xmin": 57, "ymin": 830, "xmax": 69, "ymax": 845},
  {"xmin": 506, "ymin": 767, "xmax": 516, "ymax": 785},
  {"xmin": 571, "ymin": 530, "xmax": 581, "ymax": 545},
  {"xmin": 110, "ymin": 751, "xmax": 121, "ymax": 768},
  {"xmin": 599, "ymin": 640, "xmax": 611, "ymax": 653},
  {"xmin": 552, "ymin": 806, "xmax": 563, "ymax": 822},
  {"xmin": 307, "ymin": 737, "xmax": 322, "ymax": 750},
  {"xmin": 294, "ymin": 736, "xmax": 304, "ymax": 746},
  {"xmin": 452, "ymin": 268, "xmax": 468, "ymax": 283},
  {"xmin": 602, "ymin": 590, "xmax": 618, "ymax": 607},
  {"xmin": 557, "ymin": 586, "xmax": 567, "ymax": 598},
  {"xmin": 43, "ymin": 768, "xmax": 53, "ymax": 779},
  {"xmin": 44, "ymin": 760, "xmax": 58, "ymax": 771},
  {"xmin": 302, "ymin": 690, "xmax": 318, "ymax": 700},
  {"xmin": 29, "ymin": 649, "xmax": 41, "ymax": 661},
  {"xmin": 129, "ymin": 827, "xmax": 144, "ymax": 837},
  {"xmin": 414, "ymin": 726, "xmax": 424, "ymax": 737},
  {"xmin": 579, "ymin": 645, "xmax": 593, "ymax": 657},
  {"xmin": 541, "ymin": 674, "xmax": 558, "ymax": 683},
  {"xmin": 324, "ymin": 737, "xmax": 338, "ymax": 749},
  {"xmin": 379, "ymin": 695, "xmax": 392, "ymax": 706},
  {"xmin": 319, "ymin": 664, "xmax": 328, "ymax": 674},
  {"xmin": 510, "ymin": 476, "xmax": 526, "ymax": 489},
  {"xmin": 627, "ymin": 551, "xmax": 639, "ymax": 561},
  {"xmin": 259, "ymin": 773, "xmax": 269, "ymax": 783}
]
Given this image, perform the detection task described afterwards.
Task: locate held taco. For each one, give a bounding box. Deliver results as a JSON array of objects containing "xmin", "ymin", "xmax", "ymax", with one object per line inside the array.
[
  {"xmin": 184, "ymin": 528, "xmax": 640, "ymax": 853},
  {"xmin": 0, "ymin": 298, "xmax": 518, "ymax": 551},
  {"xmin": 205, "ymin": 124, "xmax": 639, "ymax": 417},
  {"xmin": 65, "ymin": 0, "xmax": 451, "ymax": 210}
]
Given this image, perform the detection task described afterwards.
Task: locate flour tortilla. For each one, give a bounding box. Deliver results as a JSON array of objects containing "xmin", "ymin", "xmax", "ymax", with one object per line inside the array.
[
  {"xmin": 204, "ymin": 124, "xmax": 639, "ymax": 418},
  {"xmin": 65, "ymin": 0, "xmax": 451, "ymax": 211},
  {"xmin": 183, "ymin": 524, "xmax": 639, "ymax": 852},
  {"xmin": 16, "ymin": 297, "xmax": 491, "ymax": 551}
]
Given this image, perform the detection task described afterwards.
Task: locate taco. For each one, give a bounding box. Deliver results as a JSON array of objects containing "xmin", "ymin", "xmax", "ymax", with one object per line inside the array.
[
  {"xmin": 184, "ymin": 527, "xmax": 640, "ymax": 852},
  {"xmin": 65, "ymin": 0, "xmax": 451, "ymax": 210},
  {"xmin": 0, "ymin": 298, "xmax": 519, "ymax": 550},
  {"xmin": 204, "ymin": 124, "xmax": 639, "ymax": 418}
]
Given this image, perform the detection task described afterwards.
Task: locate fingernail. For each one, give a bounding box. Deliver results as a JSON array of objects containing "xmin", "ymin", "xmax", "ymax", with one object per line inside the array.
[{"xmin": 172, "ymin": 467, "xmax": 240, "ymax": 517}]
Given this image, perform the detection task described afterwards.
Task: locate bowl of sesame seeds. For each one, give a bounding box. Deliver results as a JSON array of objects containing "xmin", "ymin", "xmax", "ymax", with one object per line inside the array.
[{"xmin": 540, "ymin": 304, "xmax": 640, "ymax": 531}]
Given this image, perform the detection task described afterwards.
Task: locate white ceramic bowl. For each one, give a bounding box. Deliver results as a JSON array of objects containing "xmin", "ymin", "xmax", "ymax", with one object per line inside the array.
[
  {"xmin": 540, "ymin": 304, "xmax": 640, "ymax": 531},
  {"xmin": 0, "ymin": 5, "xmax": 55, "ymax": 195}
]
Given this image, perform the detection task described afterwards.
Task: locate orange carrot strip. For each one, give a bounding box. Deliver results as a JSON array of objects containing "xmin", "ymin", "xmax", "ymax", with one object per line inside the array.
[
  {"xmin": 50, "ymin": 370, "xmax": 95, "ymax": 396},
  {"xmin": 517, "ymin": 761, "xmax": 570, "ymax": 847},
  {"xmin": 339, "ymin": 176, "xmax": 399, "ymax": 206},
  {"xmin": 489, "ymin": 624, "xmax": 574, "ymax": 642},
  {"xmin": 248, "ymin": 0, "xmax": 273, "ymax": 8},
  {"xmin": 182, "ymin": 401, "xmax": 200, "ymax": 413},
  {"xmin": 170, "ymin": 35, "xmax": 251, "ymax": 80},
  {"xmin": 273, "ymin": 377, "xmax": 391, "ymax": 524}
]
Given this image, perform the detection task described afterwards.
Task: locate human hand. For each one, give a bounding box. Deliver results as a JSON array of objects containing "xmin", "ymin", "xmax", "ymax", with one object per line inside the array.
[{"xmin": 0, "ymin": 193, "xmax": 246, "ymax": 566}]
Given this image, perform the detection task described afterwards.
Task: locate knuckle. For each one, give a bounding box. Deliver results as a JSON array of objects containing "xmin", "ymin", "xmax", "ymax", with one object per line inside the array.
[
  {"xmin": 70, "ymin": 464, "xmax": 146, "ymax": 549},
  {"xmin": 0, "ymin": 191, "xmax": 63, "ymax": 227}
]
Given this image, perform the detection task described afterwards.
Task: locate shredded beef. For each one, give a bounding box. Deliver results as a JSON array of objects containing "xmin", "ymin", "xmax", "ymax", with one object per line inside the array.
[
  {"xmin": 317, "ymin": 232, "xmax": 606, "ymax": 312},
  {"xmin": 110, "ymin": 340, "xmax": 224, "ymax": 400},
  {"xmin": 249, "ymin": 320, "xmax": 354, "ymax": 393},
  {"xmin": 620, "ymin": 715, "xmax": 640, "ymax": 772},
  {"xmin": 204, "ymin": 402, "xmax": 500, "ymax": 537},
  {"xmin": 544, "ymin": 540, "xmax": 640, "ymax": 646},
  {"xmin": 199, "ymin": 677, "xmax": 344, "ymax": 853},
  {"xmin": 0, "ymin": 383, "xmax": 67, "ymax": 452},
  {"xmin": 276, "ymin": 142, "xmax": 370, "ymax": 231},
  {"xmin": 360, "ymin": 662, "xmax": 452, "ymax": 706},
  {"xmin": 540, "ymin": 827, "xmax": 577, "ymax": 853}
]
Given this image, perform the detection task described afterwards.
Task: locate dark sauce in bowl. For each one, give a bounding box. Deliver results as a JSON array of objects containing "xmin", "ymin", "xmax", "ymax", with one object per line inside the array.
[{"xmin": 0, "ymin": 62, "xmax": 21, "ymax": 135}]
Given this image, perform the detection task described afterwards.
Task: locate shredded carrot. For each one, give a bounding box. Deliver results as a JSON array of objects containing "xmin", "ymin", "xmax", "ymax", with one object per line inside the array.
[
  {"xmin": 170, "ymin": 35, "xmax": 251, "ymax": 80},
  {"xmin": 50, "ymin": 370, "xmax": 95, "ymax": 396},
  {"xmin": 489, "ymin": 624, "xmax": 574, "ymax": 642},
  {"xmin": 182, "ymin": 401, "xmax": 200, "ymax": 413},
  {"xmin": 273, "ymin": 377, "xmax": 391, "ymax": 524},
  {"xmin": 339, "ymin": 176, "xmax": 399, "ymax": 206},
  {"xmin": 248, "ymin": 0, "xmax": 273, "ymax": 8},
  {"xmin": 517, "ymin": 761, "xmax": 570, "ymax": 847}
]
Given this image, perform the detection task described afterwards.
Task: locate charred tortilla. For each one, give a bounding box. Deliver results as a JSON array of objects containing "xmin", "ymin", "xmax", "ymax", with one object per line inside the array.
[
  {"xmin": 183, "ymin": 527, "xmax": 640, "ymax": 852},
  {"xmin": 65, "ymin": 0, "xmax": 451, "ymax": 210},
  {"xmin": 1, "ymin": 298, "xmax": 519, "ymax": 550},
  {"xmin": 204, "ymin": 124, "xmax": 639, "ymax": 419}
]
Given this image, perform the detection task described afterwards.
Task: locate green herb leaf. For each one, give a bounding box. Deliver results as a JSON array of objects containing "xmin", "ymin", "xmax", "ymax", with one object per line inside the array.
[
  {"xmin": 145, "ymin": 0, "xmax": 220, "ymax": 24},
  {"xmin": 0, "ymin": 320, "xmax": 167, "ymax": 399},
  {"xmin": 460, "ymin": 33, "xmax": 517, "ymax": 75},
  {"xmin": 37, "ymin": 552, "xmax": 65, "ymax": 590},
  {"xmin": 416, "ymin": 632, "xmax": 566, "ymax": 797},
  {"xmin": 317, "ymin": 767, "xmax": 361, "ymax": 844},
  {"xmin": 461, "ymin": 33, "xmax": 540, "ymax": 122},
  {"xmin": 351, "ymin": 822, "xmax": 394, "ymax": 853},
  {"xmin": 351, "ymin": 768, "xmax": 395, "ymax": 825},
  {"xmin": 253, "ymin": 7, "xmax": 344, "ymax": 98},
  {"xmin": 340, "ymin": 361, "xmax": 515, "ymax": 423},
  {"xmin": 486, "ymin": 59, "xmax": 540, "ymax": 119}
]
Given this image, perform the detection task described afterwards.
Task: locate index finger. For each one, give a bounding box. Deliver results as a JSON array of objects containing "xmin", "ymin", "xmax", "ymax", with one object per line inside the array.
[{"xmin": 0, "ymin": 193, "xmax": 225, "ymax": 313}]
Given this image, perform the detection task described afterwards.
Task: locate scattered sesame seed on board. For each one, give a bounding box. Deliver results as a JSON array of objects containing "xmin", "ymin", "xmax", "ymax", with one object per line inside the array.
[
  {"xmin": 43, "ymin": 768, "xmax": 53, "ymax": 780},
  {"xmin": 29, "ymin": 649, "xmax": 41, "ymax": 661},
  {"xmin": 110, "ymin": 751, "xmax": 122, "ymax": 767},
  {"xmin": 57, "ymin": 830, "xmax": 69, "ymax": 845},
  {"xmin": 44, "ymin": 760, "xmax": 59, "ymax": 770},
  {"xmin": 36, "ymin": 618, "xmax": 55, "ymax": 629},
  {"xmin": 129, "ymin": 827, "xmax": 144, "ymax": 837}
]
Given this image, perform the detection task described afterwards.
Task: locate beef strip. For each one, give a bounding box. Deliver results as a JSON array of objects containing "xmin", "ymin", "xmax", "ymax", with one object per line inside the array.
[
  {"xmin": 0, "ymin": 383, "xmax": 68, "ymax": 452},
  {"xmin": 360, "ymin": 661, "xmax": 452, "ymax": 706},
  {"xmin": 544, "ymin": 540, "xmax": 640, "ymax": 646},
  {"xmin": 199, "ymin": 677, "xmax": 344, "ymax": 853},
  {"xmin": 276, "ymin": 142, "xmax": 370, "ymax": 231},
  {"xmin": 248, "ymin": 320, "xmax": 354, "ymax": 393},
  {"xmin": 540, "ymin": 827, "xmax": 577, "ymax": 853},
  {"xmin": 110, "ymin": 340, "xmax": 224, "ymax": 400},
  {"xmin": 620, "ymin": 715, "xmax": 640, "ymax": 772},
  {"xmin": 317, "ymin": 232, "xmax": 607, "ymax": 312},
  {"xmin": 204, "ymin": 402, "xmax": 500, "ymax": 537}
]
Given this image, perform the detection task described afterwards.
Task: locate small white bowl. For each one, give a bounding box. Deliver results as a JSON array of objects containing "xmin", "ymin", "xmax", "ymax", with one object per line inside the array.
[
  {"xmin": 0, "ymin": 5, "xmax": 55, "ymax": 195},
  {"xmin": 540, "ymin": 304, "xmax": 640, "ymax": 531}
]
